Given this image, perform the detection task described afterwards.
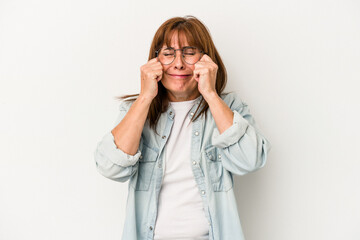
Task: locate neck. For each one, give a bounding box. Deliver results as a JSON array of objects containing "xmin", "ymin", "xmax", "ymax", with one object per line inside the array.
[{"xmin": 167, "ymin": 91, "xmax": 201, "ymax": 102}]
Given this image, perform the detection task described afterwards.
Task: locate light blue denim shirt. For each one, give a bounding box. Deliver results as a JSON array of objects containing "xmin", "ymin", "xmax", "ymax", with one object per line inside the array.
[{"xmin": 94, "ymin": 92, "xmax": 271, "ymax": 240}]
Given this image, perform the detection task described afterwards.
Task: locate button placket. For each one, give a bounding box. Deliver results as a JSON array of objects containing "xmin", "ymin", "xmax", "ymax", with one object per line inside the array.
[{"xmin": 168, "ymin": 107, "xmax": 174, "ymax": 119}]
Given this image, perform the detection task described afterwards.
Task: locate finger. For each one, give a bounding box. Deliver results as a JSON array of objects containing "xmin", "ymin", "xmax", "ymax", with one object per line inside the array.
[
  {"xmin": 151, "ymin": 62, "xmax": 163, "ymax": 69},
  {"xmin": 157, "ymin": 73, "xmax": 163, "ymax": 81},
  {"xmin": 194, "ymin": 74, "xmax": 200, "ymax": 82},
  {"xmin": 148, "ymin": 61, "xmax": 163, "ymax": 70},
  {"xmin": 193, "ymin": 64, "xmax": 208, "ymax": 73},
  {"xmin": 194, "ymin": 62, "xmax": 217, "ymax": 71},
  {"xmin": 192, "ymin": 70, "xmax": 200, "ymax": 82},
  {"xmin": 194, "ymin": 62, "xmax": 206, "ymax": 68},
  {"xmin": 148, "ymin": 57, "xmax": 159, "ymax": 63},
  {"xmin": 155, "ymin": 73, "xmax": 163, "ymax": 82},
  {"xmin": 197, "ymin": 54, "xmax": 206, "ymax": 62},
  {"xmin": 153, "ymin": 71, "xmax": 163, "ymax": 80},
  {"xmin": 149, "ymin": 66, "xmax": 163, "ymax": 73},
  {"xmin": 199, "ymin": 54, "xmax": 213, "ymax": 62}
]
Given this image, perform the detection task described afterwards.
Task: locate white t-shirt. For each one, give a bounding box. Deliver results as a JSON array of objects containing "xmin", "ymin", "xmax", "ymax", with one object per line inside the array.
[{"xmin": 154, "ymin": 96, "xmax": 209, "ymax": 240}]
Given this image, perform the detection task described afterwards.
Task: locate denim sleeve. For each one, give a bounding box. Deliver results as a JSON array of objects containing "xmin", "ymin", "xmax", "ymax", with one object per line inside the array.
[
  {"xmin": 94, "ymin": 101, "xmax": 141, "ymax": 182},
  {"xmin": 211, "ymin": 102, "xmax": 272, "ymax": 176}
]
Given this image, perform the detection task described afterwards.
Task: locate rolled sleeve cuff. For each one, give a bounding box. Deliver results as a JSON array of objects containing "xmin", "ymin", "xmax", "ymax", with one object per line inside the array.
[
  {"xmin": 100, "ymin": 131, "xmax": 141, "ymax": 167},
  {"xmin": 211, "ymin": 110, "xmax": 249, "ymax": 148}
]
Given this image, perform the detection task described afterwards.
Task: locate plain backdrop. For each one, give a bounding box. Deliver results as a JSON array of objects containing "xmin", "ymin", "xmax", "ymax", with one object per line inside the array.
[{"xmin": 1, "ymin": 0, "xmax": 359, "ymax": 239}]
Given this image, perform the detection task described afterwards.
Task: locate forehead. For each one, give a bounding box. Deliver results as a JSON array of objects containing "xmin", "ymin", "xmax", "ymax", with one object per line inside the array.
[{"xmin": 163, "ymin": 30, "xmax": 193, "ymax": 48}]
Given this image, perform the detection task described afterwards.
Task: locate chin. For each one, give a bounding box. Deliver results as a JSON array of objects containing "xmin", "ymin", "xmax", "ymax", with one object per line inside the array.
[
  {"xmin": 162, "ymin": 75, "xmax": 198, "ymax": 91},
  {"xmin": 167, "ymin": 87, "xmax": 199, "ymax": 98}
]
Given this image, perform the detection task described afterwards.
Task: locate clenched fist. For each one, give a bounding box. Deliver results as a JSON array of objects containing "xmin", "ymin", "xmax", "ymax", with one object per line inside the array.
[{"xmin": 139, "ymin": 57, "xmax": 163, "ymax": 100}]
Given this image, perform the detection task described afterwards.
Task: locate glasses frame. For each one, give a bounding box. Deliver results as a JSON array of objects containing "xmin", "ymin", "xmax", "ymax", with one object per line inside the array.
[{"xmin": 155, "ymin": 46, "xmax": 207, "ymax": 65}]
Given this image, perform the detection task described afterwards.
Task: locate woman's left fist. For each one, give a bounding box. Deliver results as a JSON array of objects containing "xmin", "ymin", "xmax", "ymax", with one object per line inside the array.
[{"xmin": 192, "ymin": 54, "xmax": 218, "ymax": 97}]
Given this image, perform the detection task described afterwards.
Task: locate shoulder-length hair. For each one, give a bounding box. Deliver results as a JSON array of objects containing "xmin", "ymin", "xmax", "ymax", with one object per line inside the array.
[{"xmin": 116, "ymin": 15, "xmax": 228, "ymax": 135}]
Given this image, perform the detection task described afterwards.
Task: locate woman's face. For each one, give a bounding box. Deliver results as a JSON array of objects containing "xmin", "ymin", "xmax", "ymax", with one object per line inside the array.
[{"xmin": 160, "ymin": 31, "xmax": 201, "ymax": 102}]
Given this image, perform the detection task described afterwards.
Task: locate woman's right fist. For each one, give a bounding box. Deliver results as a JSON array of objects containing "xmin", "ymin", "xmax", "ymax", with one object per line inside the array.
[{"xmin": 140, "ymin": 57, "xmax": 163, "ymax": 100}]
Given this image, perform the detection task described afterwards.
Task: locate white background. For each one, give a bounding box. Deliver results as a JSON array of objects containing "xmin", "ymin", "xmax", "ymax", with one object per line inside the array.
[{"xmin": 1, "ymin": 0, "xmax": 359, "ymax": 239}]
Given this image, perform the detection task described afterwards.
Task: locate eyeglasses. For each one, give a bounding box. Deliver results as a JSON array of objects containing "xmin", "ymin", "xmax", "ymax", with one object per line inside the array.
[{"xmin": 155, "ymin": 46, "xmax": 206, "ymax": 65}]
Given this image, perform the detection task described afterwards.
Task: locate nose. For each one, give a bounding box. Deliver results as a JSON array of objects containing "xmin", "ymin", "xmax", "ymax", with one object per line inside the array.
[{"xmin": 173, "ymin": 50, "xmax": 185, "ymax": 70}]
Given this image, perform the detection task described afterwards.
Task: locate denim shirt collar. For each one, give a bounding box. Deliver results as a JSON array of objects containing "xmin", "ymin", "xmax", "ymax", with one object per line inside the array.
[{"xmin": 166, "ymin": 94, "xmax": 203, "ymax": 121}]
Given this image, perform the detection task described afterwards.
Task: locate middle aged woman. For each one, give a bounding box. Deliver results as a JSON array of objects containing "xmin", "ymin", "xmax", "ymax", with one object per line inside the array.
[{"xmin": 94, "ymin": 15, "xmax": 271, "ymax": 240}]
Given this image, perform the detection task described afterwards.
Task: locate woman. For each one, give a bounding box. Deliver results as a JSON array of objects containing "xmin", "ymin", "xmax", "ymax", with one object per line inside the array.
[{"xmin": 94, "ymin": 15, "xmax": 271, "ymax": 240}]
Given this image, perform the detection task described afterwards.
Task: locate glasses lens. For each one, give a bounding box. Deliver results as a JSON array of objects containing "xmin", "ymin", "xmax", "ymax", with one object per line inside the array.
[
  {"xmin": 158, "ymin": 48, "xmax": 175, "ymax": 65},
  {"xmin": 183, "ymin": 47, "xmax": 201, "ymax": 64},
  {"xmin": 157, "ymin": 47, "xmax": 202, "ymax": 65}
]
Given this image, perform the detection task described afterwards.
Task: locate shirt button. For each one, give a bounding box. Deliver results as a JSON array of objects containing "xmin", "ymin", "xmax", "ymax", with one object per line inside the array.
[
  {"xmin": 139, "ymin": 155, "xmax": 143, "ymax": 159},
  {"xmin": 190, "ymin": 112, "xmax": 194, "ymax": 116},
  {"xmin": 209, "ymin": 154, "xmax": 213, "ymax": 160},
  {"xmin": 158, "ymin": 163, "xmax": 161, "ymax": 168},
  {"xmin": 201, "ymin": 190, "xmax": 206, "ymax": 195},
  {"xmin": 218, "ymin": 154, "xmax": 221, "ymax": 159},
  {"xmin": 162, "ymin": 135, "xmax": 166, "ymax": 139},
  {"xmin": 169, "ymin": 111, "xmax": 172, "ymax": 115},
  {"xmin": 194, "ymin": 131, "xmax": 199, "ymax": 136},
  {"xmin": 149, "ymin": 226, "xmax": 153, "ymax": 230},
  {"xmin": 192, "ymin": 161, "xmax": 196, "ymax": 165}
]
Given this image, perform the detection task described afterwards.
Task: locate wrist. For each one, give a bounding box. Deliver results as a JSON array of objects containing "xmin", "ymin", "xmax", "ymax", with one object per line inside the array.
[
  {"xmin": 202, "ymin": 91, "xmax": 218, "ymax": 102},
  {"xmin": 138, "ymin": 94, "xmax": 154, "ymax": 105}
]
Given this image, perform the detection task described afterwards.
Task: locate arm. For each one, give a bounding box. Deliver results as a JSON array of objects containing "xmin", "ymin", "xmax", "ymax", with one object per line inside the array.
[
  {"xmin": 205, "ymin": 92, "xmax": 272, "ymax": 176},
  {"xmin": 95, "ymin": 56, "xmax": 162, "ymax": 182},
  {"xmin": 203, "ymin": 91, "xmax": 234, "ymax": 134},
  {"xmin": 94, "ymin": 95, "xmax": 152, "ymax": 182},
  {"xmin": 193, "ymin": 54, "xmax": 270, "ymax": 175},
  {"xmin": 111, "ymin": 95, "xmax": 152, "ymax": 155}
]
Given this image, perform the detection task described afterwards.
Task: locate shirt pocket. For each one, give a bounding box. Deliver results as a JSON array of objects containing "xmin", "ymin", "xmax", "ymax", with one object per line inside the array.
[
  {"xmin": 130, "ymin": 143, "xmax": 158, "ymax": 191},
  {"xmin": 205, "ymin": 146, "xmax": 233, "ymax": 192}
]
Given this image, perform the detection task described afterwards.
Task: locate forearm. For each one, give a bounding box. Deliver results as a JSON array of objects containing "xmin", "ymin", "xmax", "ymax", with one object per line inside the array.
[
  {"xmin": 203, "ymin": 91, "xmax": 234, "ymax": 134},
  {"xmin": 111, "ymin": 95, "xmax": 152, "ymax": 155}
]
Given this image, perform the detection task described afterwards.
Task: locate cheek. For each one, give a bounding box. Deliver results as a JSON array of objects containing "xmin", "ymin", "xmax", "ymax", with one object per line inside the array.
[
  {"xmin": 162, "ymin": 65, "xmax": 170, "ymax": 72},
  {"xmin": 188, "ymin": 66, "xmax": 195, "ymax": 73}
]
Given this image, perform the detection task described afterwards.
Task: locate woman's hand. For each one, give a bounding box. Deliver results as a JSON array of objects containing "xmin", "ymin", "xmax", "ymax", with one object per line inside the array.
[
  {"xmin": 193, "ymin": 54, "xmax": 218, "ymax": 98},
  {"xmin": 139, "ymin": 57, "xmax": 163, "ymax": 100},
  {"xmin": 192, "ymin": 54, "xmax": 218, "ymax": 98}
]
